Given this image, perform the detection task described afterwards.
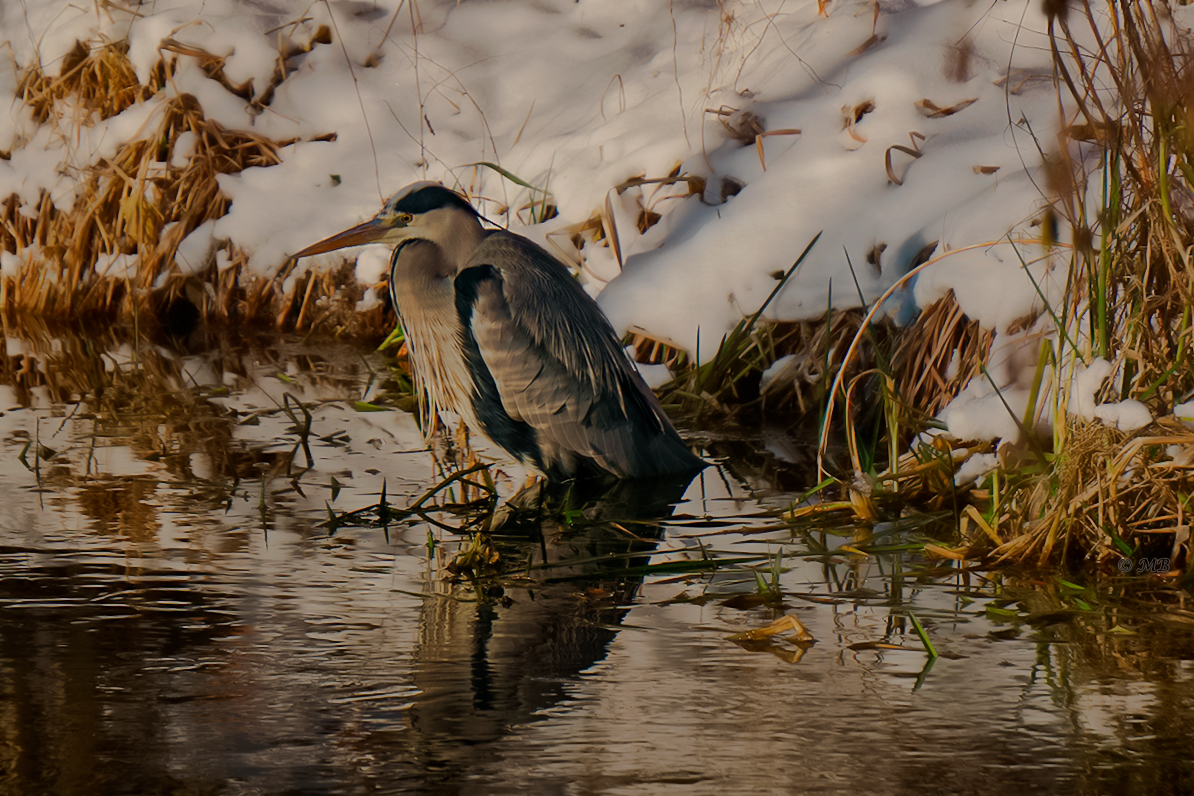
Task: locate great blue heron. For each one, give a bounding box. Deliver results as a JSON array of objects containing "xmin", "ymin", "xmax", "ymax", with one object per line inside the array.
[{"xmin": 293, "ymin": 182, "xmax": 704, "ymax": 482}]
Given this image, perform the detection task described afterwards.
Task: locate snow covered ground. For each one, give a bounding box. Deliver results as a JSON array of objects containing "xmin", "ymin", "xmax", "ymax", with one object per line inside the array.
[{"xmin": 0, "ymin": 0, "xmax": 1163, "ymax": 446}]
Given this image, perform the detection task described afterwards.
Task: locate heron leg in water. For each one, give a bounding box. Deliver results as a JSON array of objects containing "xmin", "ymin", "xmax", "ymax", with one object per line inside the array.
[{"xmin": 488, "ymin": 477, "xmax": 545, "ymax": 533}]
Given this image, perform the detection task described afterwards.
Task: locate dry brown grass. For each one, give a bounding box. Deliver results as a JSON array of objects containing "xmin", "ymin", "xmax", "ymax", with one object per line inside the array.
[
  {"xmin": 1, "ymin": 88, "xmax": 284, "ymax": 324},
  {"xmin": 629, "ymin": 308, "xmax": 869, "ymax": 417},
  {"xmin": 789, "ymin": 411, "xmax": 1194, "ymax": 572},
  {"xmin": 892, "ymin": 290, "xmax": 994, "ymax": 417},
  {"xmin": 17, "ymin": 39, "xmax": 154, "ymax": 124},
  {"xmin": 790, "ymin": 1, "xmax": 1194, "ymax": 572},
  {"xmin": 1047, "ymin": 0, "xmax": 1194, "ymax": 391},
  {"xmin": 629, "ymin": 283, "xmax": 993, "ymax": 438},
  {"xmin": 758, "ymin": 311, "xmax": 870, "ymax": 415},
  {"xmin": 986, "ymin": 0, "xmax": 1194, "ymax": 568},
  {"xmin": 2, "ymin": 35, "xmax": 389, "ymax": 339}
]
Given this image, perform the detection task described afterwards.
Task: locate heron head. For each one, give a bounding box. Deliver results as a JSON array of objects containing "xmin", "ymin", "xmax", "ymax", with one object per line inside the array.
[{"xmin": 292, "ymin": 182, "xmax": 480, "ymax": 258}]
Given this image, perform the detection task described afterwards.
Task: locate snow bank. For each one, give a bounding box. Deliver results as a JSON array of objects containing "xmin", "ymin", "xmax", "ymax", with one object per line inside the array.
[{"xmin": 0, "ymin": 0, "xmax": 1143, "ymax": 444}]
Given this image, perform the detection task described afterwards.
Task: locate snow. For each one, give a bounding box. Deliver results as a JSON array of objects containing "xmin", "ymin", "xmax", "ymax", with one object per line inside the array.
[
  {"xmin": 354, "ymin": 248, "xmax": 391, "ymax": 286},
  {"xmin": 170, "ymin": 130, "xmax": 197, "ymax": 169},
  {"xmin": 1067, "ymin": 358, "xmax": 1153, "ymax": 432},
  {"xmin": 94, "ymin": 252, "xmax": 136, "ymax": 279},
  {"xmin": 954, "ymin": 452, "xmax": 999, "ymax": 488},
  {"xmin": 624, "ymin": 345, "xmax": 673, "ymax": 390},
  {"xmin": 939, "ymin": 378, "xmax": 1025, "ymax": 445},
  {"xmin": 1069, "ymin": 358, "xmax": 1114, "ymax": 420},
  {"xmin": 355, "ymin": 288, "xmax": 382, "ymax": 313},
  {"xmin": 1093, "ymin": 400, "xmax": 1152, "ymax": 433},
  {"xmin": 0, "ymin": 0, "xmax": 1166, "ymax": 449},
  {"xmin": 1176, "ymin": 402, "xmax": 1194, "ymax": 427},
  {"xmin": 175, "ymin": 219, "xmax": 219, "ymax": 275},
  {"xmin": 760, "ymin": 354, "xmax": 798, "ymax": 394}
]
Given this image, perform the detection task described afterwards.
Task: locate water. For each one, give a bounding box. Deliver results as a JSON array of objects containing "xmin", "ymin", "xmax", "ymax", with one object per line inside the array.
[{"xmin": 0, "ymin": 327, "xmax": 1193, "ymax": 795}]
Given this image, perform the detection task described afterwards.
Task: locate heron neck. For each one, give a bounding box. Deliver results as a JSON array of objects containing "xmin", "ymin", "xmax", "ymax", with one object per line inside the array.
[{"xmin": 435, "ymin": 209, "xmax": 487, "ymax": 272}]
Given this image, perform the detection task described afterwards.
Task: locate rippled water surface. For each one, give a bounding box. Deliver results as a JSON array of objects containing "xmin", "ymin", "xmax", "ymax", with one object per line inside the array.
[{"xmin": 1, "ymin": 328, "xmax": 1193, "ymax": 795}]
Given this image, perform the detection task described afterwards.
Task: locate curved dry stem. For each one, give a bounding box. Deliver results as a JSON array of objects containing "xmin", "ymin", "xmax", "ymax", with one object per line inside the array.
[{"xmin": 816, "ymin": 239, "xmax": 1066, "ymax": 478}]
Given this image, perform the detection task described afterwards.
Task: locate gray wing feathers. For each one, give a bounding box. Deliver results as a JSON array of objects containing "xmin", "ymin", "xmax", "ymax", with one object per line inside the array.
[
  {"xmin": 472, "ymin": 234, "xmax": 647, "ymax": 417},
  {"xmin": 467, "ymin": 233, "xmax": 697, "ymax": 478}
]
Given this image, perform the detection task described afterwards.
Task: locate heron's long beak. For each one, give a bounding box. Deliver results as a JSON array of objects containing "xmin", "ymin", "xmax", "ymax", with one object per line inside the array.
[{"xmin": 292, "ymin": 217, "xmax": 392, "ymax": 258}]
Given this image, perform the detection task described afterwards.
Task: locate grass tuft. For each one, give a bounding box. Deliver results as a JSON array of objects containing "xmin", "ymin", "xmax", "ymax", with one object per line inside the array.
[{"xmin": 2, "ymin": 34, "xmax": 390, "ymax": 339}]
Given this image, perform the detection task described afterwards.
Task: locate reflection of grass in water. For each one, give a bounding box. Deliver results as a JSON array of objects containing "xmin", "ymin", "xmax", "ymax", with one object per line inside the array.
[
  {"xmin": 263, "ymin": 415, "xmax": 1194, "ymax": 692},
  {"xmin": 978, "ymin": 569, "xmax": 1194, "ymax": 756},
  {"xmin": 0, "ymin": 321, "xmax": 412, "ymax": 541},
  {"xmin": 393, "ymin": 483, "xmax": 1194, "ymax": 682},
  {"xmin": 9, "ymin": 323, "xmax": 1192, "ymax": 692},
  {"xmin": 0, "ymin": 324, "xmax": 244, "ymax": 537},
  {"xmin": 344, "ymin": 471, "xmax": 741, "ymax": 606},
  {"xmin": 75, "ymin": 479, "xmax": 161, "ymax": 544}
]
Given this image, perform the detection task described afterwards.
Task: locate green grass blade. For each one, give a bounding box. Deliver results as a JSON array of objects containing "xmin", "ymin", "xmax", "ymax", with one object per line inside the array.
[
  {"xmin": 465, "ymin": 161, "xmax": 545, "ymax": 194},
  {"xmin": 907, "ymin": 611, "xmax": 938, "ymax": 658}
]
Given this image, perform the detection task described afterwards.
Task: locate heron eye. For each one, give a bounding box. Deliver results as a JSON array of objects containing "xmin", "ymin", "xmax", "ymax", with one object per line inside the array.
[{"xmin": 397, "ymin": 212, "xmax": 414, "ymax": 224}]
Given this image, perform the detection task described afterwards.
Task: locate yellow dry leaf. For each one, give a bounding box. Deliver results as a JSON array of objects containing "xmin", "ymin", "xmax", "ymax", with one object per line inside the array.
[
  {"xmin": 118, "ymin": 193, "xmax": 157, "ymax": 245},
  {"xmin": 727, "ymin": 614, "xmax": 814, "ymax": 643},
  {"xmin": 850, "ymin": 488, "xmax": 876, "ymax": 522},
  {"xmin": 924, "ymin": 542, "xmax": 966, "ymax": 560},
  {"xmin": 963, "ymin": 505, "xmax": 1001, "ymax": 544},
  {"xmin": 915, "ymin": 97, "xmax": 977, "ymax": 117}
]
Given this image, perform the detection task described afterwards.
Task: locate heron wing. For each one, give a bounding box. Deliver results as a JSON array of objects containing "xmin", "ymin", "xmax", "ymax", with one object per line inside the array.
[{"xmin": 456, "ymin": 232, "xmax": 700, "ymax": 479}]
